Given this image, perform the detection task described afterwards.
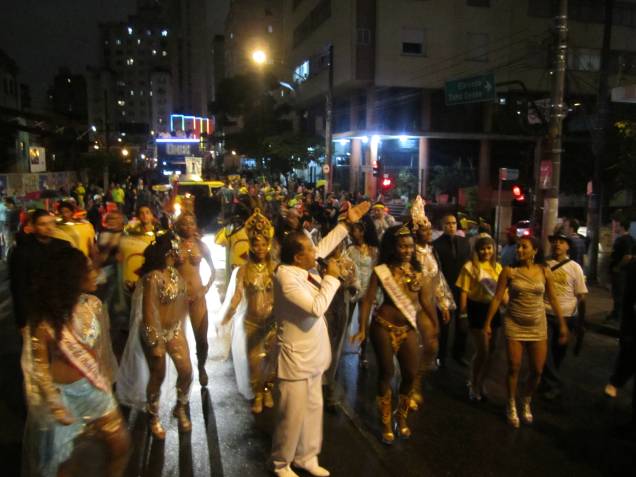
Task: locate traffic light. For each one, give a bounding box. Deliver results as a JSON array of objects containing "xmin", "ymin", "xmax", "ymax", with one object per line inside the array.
[
  {"xmin": 382, "ymin": 174, "xmax": 393, "ymax": 191},
  {"xmin": 512, "ymin": 184, "xmax": 525, "ymax": 202}
]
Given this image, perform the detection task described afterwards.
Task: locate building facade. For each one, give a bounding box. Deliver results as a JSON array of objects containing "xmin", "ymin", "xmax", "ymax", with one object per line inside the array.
[{"xmin": 282, "ymin": 0, "xmax": 636, "ymax": 202}]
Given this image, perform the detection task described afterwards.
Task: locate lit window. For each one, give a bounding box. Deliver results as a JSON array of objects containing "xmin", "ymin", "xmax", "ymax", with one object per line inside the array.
[
  {"xmin": 130, "ymin": 90, "xmax": 135, "ymax": 96},
  {"xmin": 146, "ymin": 29, "xmax": 152, "ymax": 36},
  {"xmin": 104, "ymin": 40, "xmax": 109, "ymax": 45},
  {"xmin": 267, "ymin": 25, "xmax": 273, "ymax": 33},
  {"xmin": 67, "ymin": 78, "xmax": 71, "ymax": 84},
  {"xmin": 116, "ymin": 39, "xmax": 121, "ymax": 45},
  {"xmin": 159, "ymin": 118, "xmax": 164, "ymax": 123},
  {"xmin": 293, "ymin": 60, "xmax": 310, "ymax": 83},
  {"xmin": 162, "ymin": 50, "xmax": 167, "ymax": 57},
  {"xmin": 149, "ymin": 91, "xmax": 153, "ymax": 96},
  {"xmin": 126, "ymin": 58, "xmax": 134, "ymax": 65},
  {"xmin": 152, "ymin": 49, "xmax": 157, "ymax": 55},
  {"xmin": 121, "ymin": 111, "xmax": 126, "ymax": 116},
  {"xmin": 117, "ymin": 100, "xmax": 126, "ymax": 106},
  {"xmin": 161, "ymin": 29, "xmax": 168, "ymax": 37},
  {"xmin": 140, "ymin": 90, "xmax": 144, "ymax": 96},
  {"xmin": 127, "ymin": 27, "xmax": 133, "ymax": 35},
  {"xmin": 137, "ymin": 39, "xmax": 141, "ymax": 45},
  {"xmin": 229, "ymin": 32, "xmax": 234, "ymax": 40}
]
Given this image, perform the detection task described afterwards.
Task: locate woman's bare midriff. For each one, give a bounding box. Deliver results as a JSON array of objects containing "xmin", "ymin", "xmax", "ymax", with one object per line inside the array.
[{"xmin": 376, "ymin": 303, "xmax": 411, "ymax": 327}]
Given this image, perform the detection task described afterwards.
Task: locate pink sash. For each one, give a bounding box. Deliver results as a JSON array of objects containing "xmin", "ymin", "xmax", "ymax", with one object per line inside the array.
[{"xmin": 58, "ymin": 326, "xmax": 110, "ymax": 392}]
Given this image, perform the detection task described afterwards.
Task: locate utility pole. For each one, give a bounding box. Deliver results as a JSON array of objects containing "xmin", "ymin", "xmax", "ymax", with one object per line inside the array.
[
  {"xmin": 325, "ymin": 44, "xmax": 334, "ymax": 193},
  {"xmin": 587, "ymin": 0, "xmax": 614, "ymax": 282},
  {"xmin": 540, "ymin": 0, "xmax": 568, "ymax": 250}
]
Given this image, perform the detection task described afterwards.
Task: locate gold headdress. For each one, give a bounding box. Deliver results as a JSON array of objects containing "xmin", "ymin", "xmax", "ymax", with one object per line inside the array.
[
  {"xmin": 245, "ymin": 208, "xmax": 273, "ymax": 243},
  {"xmin": 394, "ymin": 224, "xmax": 412, "ymax": 237},
  {"xmin": 410, "ymin": 195, "xmax": 429, "ymax": 230}
]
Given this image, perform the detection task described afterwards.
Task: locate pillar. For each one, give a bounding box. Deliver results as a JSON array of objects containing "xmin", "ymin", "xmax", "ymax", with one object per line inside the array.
[
  {"xmin": 366, "ymin": 87, "xmax": 377, "ymax": 130},
  {"xmin": 350, "ymin": 138, "xmax": 362, "ymax": 195},
  {"xmin": 418, "ymin": 137, "xmax": 429, "ymax": 197},
  {"xmin": 478, "ymin": 139, "xmax": 492, "ymax": 209}
]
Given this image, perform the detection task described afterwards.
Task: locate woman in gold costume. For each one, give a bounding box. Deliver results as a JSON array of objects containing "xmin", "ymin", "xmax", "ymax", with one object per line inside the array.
[
  {"xmin": 174, "ymin": 212, "xmax": 216, "ymax": 386},
  {"xmin": 22, "ymin": 247, "xmax": 130, "ymax": 477},
  {"xmin": 352, "ymin": 225, "xmax": 437, "ymax": 445},
  {"xmin": 221, "ymin": 209, "xmax": 277, "ymax": 413},
  {"xmin": 116, "ymin": 232, "xmax": 193, "ymax": 439}
]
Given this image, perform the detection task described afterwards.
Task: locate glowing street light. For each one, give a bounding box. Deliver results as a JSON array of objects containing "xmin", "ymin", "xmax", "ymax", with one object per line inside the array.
[
  {"xmin": 252, "ymin": 50, "xmax": 267, "ymax": 65},
  {"xmin": 121, "ymin": 148, "xmax": 129, "ymax": 157}
]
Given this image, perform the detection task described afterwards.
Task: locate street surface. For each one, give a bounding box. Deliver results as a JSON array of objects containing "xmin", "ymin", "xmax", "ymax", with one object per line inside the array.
[{"xmin": 0, "ymin": 238, "xmax": 633, "ymax": 477}]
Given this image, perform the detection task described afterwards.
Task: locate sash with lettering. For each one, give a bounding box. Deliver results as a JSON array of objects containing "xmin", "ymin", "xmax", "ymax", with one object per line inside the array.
[
  {"xmin": 58, "ymin": 325, "xmax": 110, "ymax": 392},
  {"xmin": 374, "ymin": 264, "xmax": 419, "ymax": 330}
]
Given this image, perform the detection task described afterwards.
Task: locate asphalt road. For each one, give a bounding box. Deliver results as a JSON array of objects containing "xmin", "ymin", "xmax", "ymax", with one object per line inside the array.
[{"xmin": 0, "ymin": 247, "xmax": 633, "ymax": 477}]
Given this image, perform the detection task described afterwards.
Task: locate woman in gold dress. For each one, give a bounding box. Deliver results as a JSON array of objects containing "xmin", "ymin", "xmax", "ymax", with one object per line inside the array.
[
  {"xmin": 352, "ymin": 225, "xmax": 437, "ymax": 444},
  {"xmin": 222, "ymin": 209, "xmax": 277, "ymax": 413},
  {"xmin": 174, "ymin": 212, "xmax": 216, "ymax": 386}
]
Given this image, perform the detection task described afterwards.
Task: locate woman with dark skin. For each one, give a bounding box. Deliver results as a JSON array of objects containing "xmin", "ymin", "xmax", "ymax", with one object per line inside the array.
[
  {"xmin": 352, "ymin": 225, "xmax": 437, "ymax": 444},
  {"xmin": 222, "ymin": 210, "xmax": 277, "ymax": 413},
  {"xmin": 174, "ymin": 212, "xmax": 215, "ymax": 386},
  {"xmin": 484, "ymin": 236, "xmax": 568, "ymax": 427},
  {"xmin": 117, "ymin": 233, "xmax": 193, "ymax": 438},
  {"xmin": 24, "ymin": 248, "xmax": 130, "ymax": 477}
]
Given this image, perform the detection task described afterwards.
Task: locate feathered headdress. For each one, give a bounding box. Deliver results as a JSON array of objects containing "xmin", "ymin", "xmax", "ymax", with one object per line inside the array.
[
  {"xmin": 410, "ymin": 195, "xmax": 429, "ymax": 230},
  {"xmin": 245, "ymin": 208, "xmax": 273, "ymax": 242}
]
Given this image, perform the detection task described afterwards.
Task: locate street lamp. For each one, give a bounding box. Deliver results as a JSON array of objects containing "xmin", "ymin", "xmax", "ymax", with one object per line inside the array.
[
  {"xmin": 252, "ymin": 49, "xmax": 267, "ymax": 65},
  {"xmin": 121, "ymin": 148, "xmax": 129, "ymax": 157}
]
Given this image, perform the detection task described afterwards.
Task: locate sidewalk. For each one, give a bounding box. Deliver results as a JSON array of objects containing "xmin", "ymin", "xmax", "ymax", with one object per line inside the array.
[{"xmin": 585, "ymin": 285, "xmax": 621, "ymax": 338}]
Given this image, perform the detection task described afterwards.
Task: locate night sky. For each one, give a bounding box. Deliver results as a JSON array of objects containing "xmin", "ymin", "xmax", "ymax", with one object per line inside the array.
[{"xmin": 0, "ymin": 0, "xmax": 228, "ymax": 110}]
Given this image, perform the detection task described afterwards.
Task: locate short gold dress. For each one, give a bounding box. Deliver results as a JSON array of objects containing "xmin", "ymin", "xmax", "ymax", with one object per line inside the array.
[{"xmin": 504, "ymin": 268, "xmax": 547, "ymax": 341}]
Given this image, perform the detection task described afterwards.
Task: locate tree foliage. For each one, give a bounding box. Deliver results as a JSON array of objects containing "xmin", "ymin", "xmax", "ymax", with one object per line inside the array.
[{"xmin": 429, "ymin": 158, "xmax": 476, "ymax": 200}]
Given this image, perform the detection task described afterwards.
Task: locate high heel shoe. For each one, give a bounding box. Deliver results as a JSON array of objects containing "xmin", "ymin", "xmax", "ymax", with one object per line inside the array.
[
  {"xmin": 376, "ymin": 390, "xmax": 394, "ymax": 444},
  {"xmin": 147, "ymin": 401, "xmax": 166, "ymax": 439},
  {"xmin": 395, "ymin": 394, "xmax": 412, "ymax": 439},
  {"xmin": 520, "ymin": 397, "xmax": 533, "ymax": 424},
  {"xmin": 506, "ymin": 399, "xmax": 520, "ymax": 428},
  {"xmin": 198, "ymin": 362, "xmax": 208, "ymax": 387},
  {"xmin": 173, "ymin": 403, "xmax": 192, "ymax": 432}
]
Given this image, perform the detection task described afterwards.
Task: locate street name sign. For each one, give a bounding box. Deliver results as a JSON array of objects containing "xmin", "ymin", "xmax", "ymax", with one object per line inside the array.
[
  {"xmin": 445, "ymin": 74, "xmax": 496, "ymax": 105},
  {"xmin": 499, "ymin": 168, "xmax": 519, "ymax": 181}
]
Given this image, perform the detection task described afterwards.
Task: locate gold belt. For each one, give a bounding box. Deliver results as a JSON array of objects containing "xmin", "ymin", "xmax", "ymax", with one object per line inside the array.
[{"xmin": 374, "ymin": 315, "xmax": 412, "ymax": 353}]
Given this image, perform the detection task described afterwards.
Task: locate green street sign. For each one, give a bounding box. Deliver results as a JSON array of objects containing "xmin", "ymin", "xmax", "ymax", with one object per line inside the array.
[{"xmin": 445, "ymin": 73, "xmax": 496, "ymax": 105}]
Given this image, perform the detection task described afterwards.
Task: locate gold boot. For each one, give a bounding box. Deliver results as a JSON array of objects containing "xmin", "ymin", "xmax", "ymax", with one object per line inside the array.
[
  {"xmin": 263, "ymin": 384, "xmax": 274, "ymax": 409},
  {"xmin": 376, "ymin": 390, "xmax": 395, "ymax": 444},
  {"xmin": 251, "ymin": 393, "xmax": 264, "ymax": 414},
  {"xmin": 409, "ymin": 374, "xmax": 424, "ymax": 411},
  {"xmin": 395, "ymin": 394, "xmax": 412, "ymax": 439},
  {"xmin": 173, "ymin": 387, "xmax": 192, "ymax": 433},
  {"xmin": 146, "ymin": 400, "xmax": 166, "ymax": 440}
]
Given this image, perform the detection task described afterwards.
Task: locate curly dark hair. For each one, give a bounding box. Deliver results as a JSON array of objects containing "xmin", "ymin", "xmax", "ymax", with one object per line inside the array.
[
  {"xmin": 379, "ymin": 225, "xmax": 421, "ymax": 271},
  {"xmin": 353, "ymin": 216, "xmax": 380, "ymax": 248},
  {"xmin": 138, "ymin": 231, "xmax": 177, "ymax": 277},
  {"xmin": 32, "ymin": 247, "xmax": 88, "ymax": 334}
]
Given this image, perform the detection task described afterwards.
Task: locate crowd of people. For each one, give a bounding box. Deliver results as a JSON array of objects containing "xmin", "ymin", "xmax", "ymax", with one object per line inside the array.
[{"xmin": 3, "ymin": 174, "xmax": 635, "ymax": 477}]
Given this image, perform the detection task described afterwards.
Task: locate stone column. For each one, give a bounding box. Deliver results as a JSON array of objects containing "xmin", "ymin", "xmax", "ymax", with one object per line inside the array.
[
  {"xmin": 350, "ymin": 138, "xmax": 362, "ymax": 194},
  {"xmin": 418, "ymin": 137, "xmax": 429, "ymax": 197}
]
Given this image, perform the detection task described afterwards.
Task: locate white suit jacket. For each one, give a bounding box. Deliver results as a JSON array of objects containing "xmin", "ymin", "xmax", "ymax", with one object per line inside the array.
[{"xmin": 274, "ymin": 223, "xmax": 349, "ymax": 380}]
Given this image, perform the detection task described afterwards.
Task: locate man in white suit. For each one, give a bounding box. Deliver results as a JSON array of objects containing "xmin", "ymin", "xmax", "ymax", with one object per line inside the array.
[{"xmin": 270, "ymin": 201, "xmax": 370, "ymax": 477}]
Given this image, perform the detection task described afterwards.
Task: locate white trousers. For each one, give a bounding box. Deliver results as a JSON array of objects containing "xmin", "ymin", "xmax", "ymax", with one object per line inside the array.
[{"xmin": 271, "ymin": 374, "xmax": 323, "ymax": 469}]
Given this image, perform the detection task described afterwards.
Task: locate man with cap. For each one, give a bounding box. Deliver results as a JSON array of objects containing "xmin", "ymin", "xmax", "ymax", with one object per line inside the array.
[
  {"xmin": 371, "ymin": 201, "xmax": 396, "ymax": 241},
  {"xmin": 542, "ymin": 232, "xmax": 588, "ymax": 399}
]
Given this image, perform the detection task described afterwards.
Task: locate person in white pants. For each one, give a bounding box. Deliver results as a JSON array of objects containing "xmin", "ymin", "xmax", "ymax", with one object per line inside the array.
[{"xmin": 270, "ymin": 201, "xmax": 369, "ymax": 477}]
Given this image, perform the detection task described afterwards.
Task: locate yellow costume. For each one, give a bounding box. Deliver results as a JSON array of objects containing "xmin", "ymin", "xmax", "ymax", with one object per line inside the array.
[
  {"xmin": 119, "ymin": 224, "xmax": 157, "ymax": 289},
  {"xmin": 53, "ymin": 220, "xmax": 96, "ymax": 257}
]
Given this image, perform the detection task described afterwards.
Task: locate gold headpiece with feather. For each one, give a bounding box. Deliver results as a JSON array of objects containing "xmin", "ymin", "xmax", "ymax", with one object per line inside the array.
[
  {"xmin": 245, "ymin": 208, "xmax": 273, "ymax": 243},
  {"xmin": 410, "ymin": 195, "xmax": 430, "ymax": 230}
]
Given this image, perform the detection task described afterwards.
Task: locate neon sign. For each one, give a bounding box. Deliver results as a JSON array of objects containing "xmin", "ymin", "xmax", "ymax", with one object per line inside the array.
[{"xmin": 169, "ymin": 114, "xmax": 213, "ymax": 136}]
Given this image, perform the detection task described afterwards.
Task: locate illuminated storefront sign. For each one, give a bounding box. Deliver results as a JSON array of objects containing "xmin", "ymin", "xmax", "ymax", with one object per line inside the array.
[{"xmin": 169, "ymin": 114, "xmax": 214, "ymax": 136}]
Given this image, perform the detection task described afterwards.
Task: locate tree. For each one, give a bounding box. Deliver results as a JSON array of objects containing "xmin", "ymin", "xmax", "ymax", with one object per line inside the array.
[{"xmin": 429, "ymin": 158, "xmax": 476, "ymax": 201}]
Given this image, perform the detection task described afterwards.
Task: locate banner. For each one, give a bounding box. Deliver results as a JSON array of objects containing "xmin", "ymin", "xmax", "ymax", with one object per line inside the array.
[{"xmin": 29, "ymin": 147, "xmax": 46, "ymax": 173}]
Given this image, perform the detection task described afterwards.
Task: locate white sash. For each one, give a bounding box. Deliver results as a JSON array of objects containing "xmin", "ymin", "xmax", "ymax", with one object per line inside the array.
[
  {"xmin": 374, "ymin": 264, "xmax": 419, "ymax": 330},
  {"xmin": 58, "ymin": 326, "xmax": 110, "ymax": 392}
]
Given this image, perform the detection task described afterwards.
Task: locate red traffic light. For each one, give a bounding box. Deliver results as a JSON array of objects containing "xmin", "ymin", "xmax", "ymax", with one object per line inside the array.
[
  {"xmin": 512, "ymin": 185, "xmax": 522, "ymax": 197},
  {"xmin": 382, "ymin": 177, "xmax": 392, "ymax": 188}
]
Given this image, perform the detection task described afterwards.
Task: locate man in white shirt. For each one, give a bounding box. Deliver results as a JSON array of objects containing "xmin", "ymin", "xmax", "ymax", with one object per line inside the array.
[
  {"xmin": 542, "ymin": 233, "xmax": 588, "ymax": 399},
  {"xmin": 270, "ymin": 201, "xmax": 369, "ymax": 477}
]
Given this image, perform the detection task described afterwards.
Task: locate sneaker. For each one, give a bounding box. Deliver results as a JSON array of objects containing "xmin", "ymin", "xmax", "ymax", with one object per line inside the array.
[{"xmin": 604, "ymin": 384, "xmax": 618, "ymax": 398}]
